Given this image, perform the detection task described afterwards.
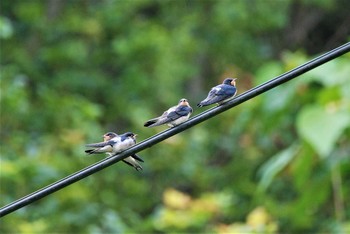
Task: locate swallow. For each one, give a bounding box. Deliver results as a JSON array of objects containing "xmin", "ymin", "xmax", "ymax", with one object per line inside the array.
[
  {"xmin": 85, "ymin": 132, "xmax": 144, "ymax": 171},
  {"xmin": 144, "ymin": 98, "xmax": 193, "ymax": 128},
  {"xmin": 197, "ymin": 78, "xmax": 237, "ymax": 107}
]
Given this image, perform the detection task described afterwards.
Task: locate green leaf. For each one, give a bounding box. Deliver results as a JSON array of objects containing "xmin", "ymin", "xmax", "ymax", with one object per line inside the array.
[
  {"xmin": 304, "ymin": 57, "xmax": 350, "ymax": 87},
  {"xmin": 258, "ymin": 144, "xmax": 299, "ymax": 191},
  {"xmin": 0, "ymin": 16, "xmax": 14, "ymax": 39},
  {"xmin": 297, "ymin": 105, "xmax": 350, "ymax": 158}
]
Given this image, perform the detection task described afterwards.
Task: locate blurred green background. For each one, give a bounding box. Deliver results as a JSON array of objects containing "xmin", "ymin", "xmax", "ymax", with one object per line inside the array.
[{"xmin": 1, "ymin": 0, "xmax": 349, "ymax": 233}]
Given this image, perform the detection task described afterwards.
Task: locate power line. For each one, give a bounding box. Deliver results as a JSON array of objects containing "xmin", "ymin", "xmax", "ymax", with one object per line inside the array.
[{"xmin": 1, "ymin": 42, "xmax": 349, "ymax": 218}]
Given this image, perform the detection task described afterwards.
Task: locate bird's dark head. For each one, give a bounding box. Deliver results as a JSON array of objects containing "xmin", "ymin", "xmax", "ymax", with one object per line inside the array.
[
  {"xmin": 223, "ymin": 78, "xmax": 237, "ymax": 86},
  {"xmin": 124, "ymin": 132, "xmax": 137, "ymax": 139},
  {"xmin": 178, "ymin": 98, "xmax": 190, "ymax": 106},
  {"xmin": 103, "ymin": 132, "xmax": 118, "ymax": 141}
]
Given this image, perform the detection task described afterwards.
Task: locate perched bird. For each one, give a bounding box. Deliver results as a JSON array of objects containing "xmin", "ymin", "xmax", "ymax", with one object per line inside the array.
[
  {"xmin": 85, "ymin": 132, "xmax": 144, "ymax": 171},
  {"xmin": 144, "ymin": 98, "xmax": 193, "ymax": 128},
  {"xmin": 197, "ymin": 78, "xmax": 237, "ymax": 107},
  {"xmin": 101, "ymin": 132, "xmax": 144, "ymax": 170}
]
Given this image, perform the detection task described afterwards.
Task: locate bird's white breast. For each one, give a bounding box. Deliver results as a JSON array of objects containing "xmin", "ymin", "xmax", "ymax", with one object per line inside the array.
[
  {"xmin": 112, "ymin": 138, "xmax": 135, "ymax": 153},
  {"xmin": 168, "ymin": 113, "xmax": 191, "ymax": 127}
]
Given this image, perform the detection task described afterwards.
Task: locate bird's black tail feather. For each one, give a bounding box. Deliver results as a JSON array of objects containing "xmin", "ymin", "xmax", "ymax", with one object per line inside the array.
[
  {"xmin": 132, "ymin": 154, "xmax": 144, "ymax": 162},
  {"xmin": 85, "ymin": 149, "xmax": 104, "ymax": 155},
  {"xmin": 144, "ymin": 119, "xmax": 157, "ymax": 127}
]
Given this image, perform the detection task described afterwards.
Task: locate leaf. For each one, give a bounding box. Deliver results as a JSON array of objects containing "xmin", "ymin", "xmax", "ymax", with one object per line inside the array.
[
  {"xmin": 305, "ymin": 57, "xmax": 350, "ymax": 87},
  {"xmin": 258, "ymin": 144, "xmax": 299, "ymax": 191},
  {"xmin": 0, "ymin": 16, "xmax": 14, "ymax": 39},
  {"xmin": 296, "ymin": 105, "xmax": 350, "ymax": 158}
]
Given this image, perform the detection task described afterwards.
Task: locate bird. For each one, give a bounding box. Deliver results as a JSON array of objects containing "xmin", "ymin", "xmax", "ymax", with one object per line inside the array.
[
  {"xmin": 85, "ymin": 132, "xmax": 144, "ymax": 171},
  {"xmin": 144, "ymin": 98, "xmax": 193, "ymax": 128},
  {"xmin": 101, "ymin": 132, "xmax": 144, "ymax": 170},
  {"xmin": 197, "ymin": 78, "xmax": 237, "ymax": 107}
]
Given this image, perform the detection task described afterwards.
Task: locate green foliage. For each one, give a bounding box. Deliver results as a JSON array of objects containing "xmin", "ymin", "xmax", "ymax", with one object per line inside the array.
[
  {"xmin": 297, "ymin": 105, "xmax": 350, "ymax": 158},
  {"xmin": 1, "ymin": 0, "xmax": 349, "ymax": 233},
  {"xmin": 258, "ymin": 143, "xmax": 300, "ymax": 192}
]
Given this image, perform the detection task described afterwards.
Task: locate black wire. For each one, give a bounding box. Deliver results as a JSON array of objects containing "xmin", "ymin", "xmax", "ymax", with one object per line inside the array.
[{"xmin": 1, "ymin": 42, "xmax": 349, "ymax": 218}]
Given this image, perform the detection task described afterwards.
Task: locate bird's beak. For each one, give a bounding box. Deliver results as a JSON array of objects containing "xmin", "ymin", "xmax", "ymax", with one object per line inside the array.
[
  {"xmin": 231, "ymin": 78, "xmax": 237, "ymax": 85},
  {"xmin": 180, "ymin": 99, "xmax": 188, "ymax": 105}
]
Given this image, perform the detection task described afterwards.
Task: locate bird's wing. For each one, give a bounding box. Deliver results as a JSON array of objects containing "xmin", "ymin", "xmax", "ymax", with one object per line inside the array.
[
  {"xmin": 85, "ymin": 138, "xmax": 118, "ymax": 148},
  {"xmin": 144, "ymin": 105, "xmax": 176, "ymax": 127},
  {"xmin": 85, "ymin": 145, "xmax": 113, "ymax": 154},
  {"xmin": 203, "ymin": 85, "xmax": 236, "ymax": 104},
  {"xmin": 85, "ymin": 141, "xmax": 110, "ymax": 148},
  {"xmin": 85, "ymin": 137, "xmax": 121, "ymax": 154},
  {"xmin": 203, "ymin": 86, "xmax": 222, "ymax": 100},
  {"xmin": 167, "ymin": 106, "xmax": 192, "ymax": 121},
  {"xmin": 219, "ymin": 85, "xmax": 237, "ymax": 96},
  {"xmin": 178, "ymin": 105, "xmax": 193, "ymax": 115}
]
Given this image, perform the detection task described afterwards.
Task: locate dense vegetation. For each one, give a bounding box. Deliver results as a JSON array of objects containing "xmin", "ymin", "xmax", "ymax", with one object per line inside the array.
[{"xmin": 1, "ymin": 0, "xmax": 349, "ymax": 233}]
